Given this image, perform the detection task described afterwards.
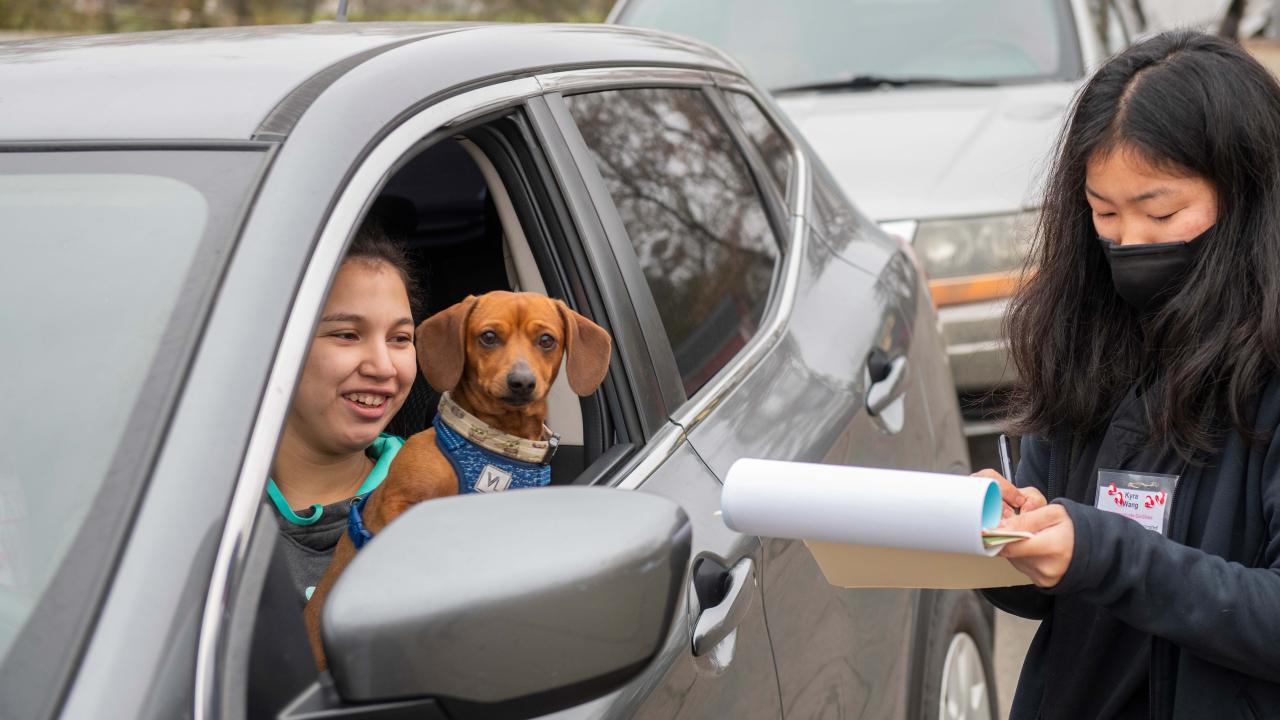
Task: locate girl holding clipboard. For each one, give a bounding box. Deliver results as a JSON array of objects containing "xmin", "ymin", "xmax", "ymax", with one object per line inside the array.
[{"xmin": 974, "ymin": 31, "xmax": 1280, "ymax": 720}]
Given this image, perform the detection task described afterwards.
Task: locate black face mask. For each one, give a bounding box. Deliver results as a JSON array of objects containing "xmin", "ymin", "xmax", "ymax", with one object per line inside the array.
[{"xmin": 1097, "ymin": 228, "xmax": 1211, "ymax": 313}]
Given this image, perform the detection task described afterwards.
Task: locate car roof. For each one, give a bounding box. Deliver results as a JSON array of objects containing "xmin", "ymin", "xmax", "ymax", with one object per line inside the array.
[{"xmin": 0, "ymin": 22, "xmax": 742, "ymax": 143}]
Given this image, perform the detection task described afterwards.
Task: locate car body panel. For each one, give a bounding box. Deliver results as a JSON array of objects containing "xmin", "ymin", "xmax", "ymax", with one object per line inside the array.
[
  {"xmin": 0, "ymin": 22, "xmax": 741, "ymax": 143},
  {"xmin": 531, "ymin": 443, "xmax": 781, "ymax": 720},
  {"xmin": 776, "ymin": 82, "xmax": 1074, "ymax": 222},
  {"xmin": 0, "ymin": 24, "xmax": 451, "ymax": 141},
  {"xmin": 621, "ymin": 442, "xmax": 781, "ymax": 720},
  {"xmin": 685, "ymin": 185, "xmax": 960, "ymax": 720}
]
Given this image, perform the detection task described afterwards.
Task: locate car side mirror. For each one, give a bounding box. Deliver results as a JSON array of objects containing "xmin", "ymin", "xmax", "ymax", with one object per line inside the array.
[{"xmin": 304, "ymin": 487, "xmax": 690, "ymax": 719}]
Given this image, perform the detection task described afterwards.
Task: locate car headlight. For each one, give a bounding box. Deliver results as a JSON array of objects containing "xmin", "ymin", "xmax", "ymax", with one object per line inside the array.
[{"xmin": 905, "ymin": 211, "xmax": 1037, "ymax": 307}]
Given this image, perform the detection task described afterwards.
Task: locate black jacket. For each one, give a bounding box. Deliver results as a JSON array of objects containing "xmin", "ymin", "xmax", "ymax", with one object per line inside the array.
[{"xmin": 983, "ymin": 378, "xmax": 1280, "ymax": 720}]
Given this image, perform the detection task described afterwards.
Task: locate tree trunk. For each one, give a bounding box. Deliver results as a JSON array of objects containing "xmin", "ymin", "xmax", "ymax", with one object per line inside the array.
[
  {"xmin": 1129, "ymin": 0, "xmax": 1147, "ymax": 32},
  {"xmin": 101, "ymin": 0, "xmax": 116, "ymax": 32},
  {"xmin": 1220, "ymin": 0, "xmax": 1248, "ymax": 40}
]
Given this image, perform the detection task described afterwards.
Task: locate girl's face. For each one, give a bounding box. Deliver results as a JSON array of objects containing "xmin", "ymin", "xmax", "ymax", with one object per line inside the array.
[
  {"xmin": 1085, "ymin": 146, "xmax": 1218, "ymax": 246},
  {"xmin": 286, "ymin": 259, "xmax": 416, "ymax": 456}
]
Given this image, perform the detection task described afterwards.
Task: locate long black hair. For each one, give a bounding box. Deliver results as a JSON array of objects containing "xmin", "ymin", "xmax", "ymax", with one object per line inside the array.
[{"xmin": 1007, "ymin": 31, "xmax": 1280, "ymax": 456}]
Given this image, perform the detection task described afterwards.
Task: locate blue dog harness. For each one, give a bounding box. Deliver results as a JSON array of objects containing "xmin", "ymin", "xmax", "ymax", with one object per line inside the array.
[
  {"xmin": 345, "ymin": 394, "xmax": 559, "ymax": 550},
  {"xmin": 433, "ymin": 413, "xmax": 555, "ymax": 493},
  {"xmin": 348, "ymin": 492, "xmax": 375, "ymax": 550}
]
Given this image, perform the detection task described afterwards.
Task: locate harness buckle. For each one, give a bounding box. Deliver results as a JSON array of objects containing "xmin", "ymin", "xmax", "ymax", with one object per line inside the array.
[{"xmin": 545, "ymin": 433, "xmax": 560, "ymax": 463}]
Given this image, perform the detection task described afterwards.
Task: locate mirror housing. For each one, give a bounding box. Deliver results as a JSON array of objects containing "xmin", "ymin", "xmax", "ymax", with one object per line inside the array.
[{"xmin": 322, "ymin": 486, "xmax": 690, "ymax": 717}]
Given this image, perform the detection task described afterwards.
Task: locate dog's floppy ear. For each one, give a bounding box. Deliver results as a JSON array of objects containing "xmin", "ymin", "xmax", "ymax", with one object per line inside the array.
[
  {"xmin": 556, "ymin": 301, "xmax": 612, "ymax": 396},
  {"xmin": 416, "ymin": 295, "xmax": 478, "ymax": 392}
]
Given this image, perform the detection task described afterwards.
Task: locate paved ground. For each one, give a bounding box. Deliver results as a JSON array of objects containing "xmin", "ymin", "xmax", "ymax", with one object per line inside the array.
[{"xmin": 993, "ymin": 612, "xmax": 1037, "ymax": 718}]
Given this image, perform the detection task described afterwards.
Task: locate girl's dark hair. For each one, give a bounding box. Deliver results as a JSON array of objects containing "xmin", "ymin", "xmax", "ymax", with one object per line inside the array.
[
  {"xmin": 344, "ymin": 221, "xmax": 423, "ymax": 319},
  {"xmin": 1007, "ymin": 31, "xmax": 1280, "ymax": 457}
]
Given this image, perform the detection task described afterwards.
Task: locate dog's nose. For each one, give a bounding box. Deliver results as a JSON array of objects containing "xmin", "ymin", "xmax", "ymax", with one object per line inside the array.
[{"xmin": 507, "ymin": 366, "xmax": 537, "ymax": 396}]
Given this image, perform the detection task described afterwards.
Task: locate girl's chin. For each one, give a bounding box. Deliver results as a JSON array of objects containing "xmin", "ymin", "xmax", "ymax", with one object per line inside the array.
[{"xmin": 341, "ymin": 425, "xmax": 387, "ymax": 449}]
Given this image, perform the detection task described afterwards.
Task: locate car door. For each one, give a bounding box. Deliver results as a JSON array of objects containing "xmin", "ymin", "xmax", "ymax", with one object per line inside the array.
[
  {"xmin": 553, "ymin": 75, "xmax": 943, "ymax": 719},
  {"xmin": 530, "ymin": 78, "xmax": 785, "ymax": 720}
]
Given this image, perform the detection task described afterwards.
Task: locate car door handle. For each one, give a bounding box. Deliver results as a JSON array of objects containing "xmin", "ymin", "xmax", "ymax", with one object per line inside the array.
[
  {"xmin": 691, "ymin": 558, "xmax": 756, "ymax": 657},
  {"xmin": 866, "ymin": 353, "xmax": 909, "ymax": 416}
]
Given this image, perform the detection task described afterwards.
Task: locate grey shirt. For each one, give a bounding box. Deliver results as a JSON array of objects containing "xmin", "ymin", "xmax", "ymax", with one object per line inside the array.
[
  {"xmin": 271, "ymin": 497, "xmax": 353, "ymax": 601},
  {"xmin": 267, "ymin": 434, "xmax": 405, "ymax": 602}
]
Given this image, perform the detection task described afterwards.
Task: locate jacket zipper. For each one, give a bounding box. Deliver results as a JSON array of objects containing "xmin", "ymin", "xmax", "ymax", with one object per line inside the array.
[{"xmin": 1149, "ymin": 462, "xmax": 1193, "ymax": 719}]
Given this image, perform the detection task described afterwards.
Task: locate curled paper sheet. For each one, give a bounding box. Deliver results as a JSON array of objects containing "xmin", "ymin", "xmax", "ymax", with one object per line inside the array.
[{"xmin": 722, "ymin": 459, "xmax": 1031, "ymax": 589}]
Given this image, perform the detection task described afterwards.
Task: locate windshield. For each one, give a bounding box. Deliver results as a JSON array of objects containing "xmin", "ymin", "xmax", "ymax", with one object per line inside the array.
[
  {"xmin": 617, "ymin": 0, "xmax": 1082, "ymax": 91},
  {"xmin": 0, "ymin": 150, "xmax": 262, "ymax": 670}
]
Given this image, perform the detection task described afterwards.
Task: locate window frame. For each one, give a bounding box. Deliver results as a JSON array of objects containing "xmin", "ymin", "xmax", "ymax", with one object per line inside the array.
[
  {"xmin": 544, "ymin": 73, "xmax": 808, "ymax": 437},
  {"xmin": 198, "ymin": 79, "xmax": 531, "ymax": 718},
  {"xmin": 204, "ymin": 78, "xmax": 687, "ymax": 718},
  {"xmin": 714, "ymin": 87, "xmax": 795, "ymax": 213}
]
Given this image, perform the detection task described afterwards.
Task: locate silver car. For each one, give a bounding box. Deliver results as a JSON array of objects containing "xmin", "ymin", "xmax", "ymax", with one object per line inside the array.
[
  {"xmin": 610, "ymin": 0, "xmax": 1138, "ymax": 450},
  {"xmin": 0, "ymin": 22, "xmax": 984, "ymax": 720}
]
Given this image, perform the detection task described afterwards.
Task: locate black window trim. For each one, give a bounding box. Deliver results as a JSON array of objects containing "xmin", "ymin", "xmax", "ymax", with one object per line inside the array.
[
  {"xmin": 701, "ymin": 85, "xmax": 791, "ymax": 252},
  {"xmin": 707, "ymin": 86, "xmax": 793, "ymax": 223}
]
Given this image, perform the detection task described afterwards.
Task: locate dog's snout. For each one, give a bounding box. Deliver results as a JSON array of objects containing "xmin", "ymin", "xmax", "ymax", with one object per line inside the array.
[{"xmin": 507, "ymin": 363, "xmax": 537, "ymax": 397}]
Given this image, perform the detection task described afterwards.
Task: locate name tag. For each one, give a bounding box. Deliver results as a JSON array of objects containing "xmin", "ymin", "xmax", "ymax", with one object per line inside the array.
[
  {"xmin": 474, "ymin": 464, "xmax": 514, "ymax": 493},
  {"xmin": 1094, "ymin": 469, "xmax": 1177, "ymax": 535}
]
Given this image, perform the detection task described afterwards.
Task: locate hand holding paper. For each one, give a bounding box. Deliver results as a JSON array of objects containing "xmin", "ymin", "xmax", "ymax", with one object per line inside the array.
[
  {"xmin": 989, "ymin": 503, "xmax": 1075, "ymax": 588},
  {"xmin": 721, "ymin": 459, "xmax": 1035, "ymax": 589},
  {"xmin": 973, "ymin": 468, "xmax": 1047, "ymax": 519}
]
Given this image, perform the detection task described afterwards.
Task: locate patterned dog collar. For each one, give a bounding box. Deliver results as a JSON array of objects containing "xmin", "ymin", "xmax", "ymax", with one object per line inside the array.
[{"xmin": 436, "ymin": 391, "xmax": 559, "ymax": 464}]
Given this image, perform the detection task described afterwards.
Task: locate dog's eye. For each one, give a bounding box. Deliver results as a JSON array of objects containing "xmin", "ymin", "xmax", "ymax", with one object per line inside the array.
[
  {"xmin": 538, "ymin": 334, "xmax": 557, "ymax": 350},
  {"xmin": 479, "ymin": 330, "xmax": 500, "ymax": 347}
]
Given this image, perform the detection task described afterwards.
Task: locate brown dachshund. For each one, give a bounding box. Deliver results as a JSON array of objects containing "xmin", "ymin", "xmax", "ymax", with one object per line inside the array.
[{"xmin": 303, "ymin": 291, "xmax": 612, "ymax": 668}]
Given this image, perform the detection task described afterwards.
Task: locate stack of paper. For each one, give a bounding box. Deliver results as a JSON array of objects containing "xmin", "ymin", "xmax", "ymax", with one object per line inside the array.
[{"xmin": 721, "ymin": 459, "xmax": 1032, "ymax": 589}]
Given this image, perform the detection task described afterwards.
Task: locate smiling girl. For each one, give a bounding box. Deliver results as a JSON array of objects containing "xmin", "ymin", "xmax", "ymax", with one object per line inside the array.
[
  {"xmin": 974, "ymin": 31, "xmax": 1280, "ymax": 720},
  {"xmin": 267, "ymin": 225, "xmax": 420, "ymax": 600}
]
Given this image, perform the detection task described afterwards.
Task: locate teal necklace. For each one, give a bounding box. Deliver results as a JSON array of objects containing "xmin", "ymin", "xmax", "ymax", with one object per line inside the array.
[{"xmin": 267, "ymin": 433, "xmax": 404, "ymax": 525}]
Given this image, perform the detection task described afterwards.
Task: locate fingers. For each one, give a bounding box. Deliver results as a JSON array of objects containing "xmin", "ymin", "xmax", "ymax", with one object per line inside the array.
[
  {"xmin": 997, "ymin": 512, "xmax": 1076, "ymax": 588},
  {"xmin": 972, "ymin": 468, "xmax": 1023, "ymax": 510},
  {"xmin": 997, "ymin": 503, "xmax": 1068, "ymax": 537},
  {"xmin": 1019, "ymin": 486, "xmax": 1047, "ymax": 512}
]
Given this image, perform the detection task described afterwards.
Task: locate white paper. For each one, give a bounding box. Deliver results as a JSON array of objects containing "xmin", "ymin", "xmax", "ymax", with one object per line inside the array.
[{"xmin": 721, "ymin": 459, "xmax": 1031, "ymax": 589}]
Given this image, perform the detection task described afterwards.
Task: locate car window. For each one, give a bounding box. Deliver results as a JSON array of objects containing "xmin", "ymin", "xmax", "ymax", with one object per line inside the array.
[
  {"xmin": 0, "ymin": 150, "xmax": 261, "ymax": 670},
  {"xmin": 564, "ymin": 87, "xmax": 780, "ymax": 398},
  {"xmin": 724, "ymin": 91, "xmax": 793, "ymax": 201},
  {"xmin": 617, "ymin": 0, "xmax": 1083, "ymax": 90}
]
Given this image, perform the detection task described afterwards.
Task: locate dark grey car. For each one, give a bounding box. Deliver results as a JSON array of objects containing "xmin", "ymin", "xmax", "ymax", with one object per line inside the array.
[{"xmin": 0, "ymin": 22, "xmax": 989, "ymax": 720}]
